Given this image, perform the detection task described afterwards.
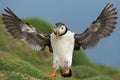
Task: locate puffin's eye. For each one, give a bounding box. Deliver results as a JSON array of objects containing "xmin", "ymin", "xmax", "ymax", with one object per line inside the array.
[{"xmin": 61, "ymin": 27, "xmax": 64, "ymax": 30}]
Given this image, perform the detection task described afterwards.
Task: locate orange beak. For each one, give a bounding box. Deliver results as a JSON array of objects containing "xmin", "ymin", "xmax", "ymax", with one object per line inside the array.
[{"xmin": 56, "ymin": 31, "xmax": 59, "ymax": 39}]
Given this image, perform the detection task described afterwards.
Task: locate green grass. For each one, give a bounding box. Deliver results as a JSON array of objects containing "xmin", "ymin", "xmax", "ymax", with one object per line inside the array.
[
  {"xmin": 0, "ymin": 71, "xmax": 42, "ymax": 80},
  {"xmin": 0, "ymin": 15, "xmax": 120, "ymax": 80},
  {"xmin": 0, "ymin": 58, "xmax": 43, "ymax": 79},
  {"xmin": 0, "ymin": 35, "xmax": 9, "ymax": 51},
  {"xmin": 73, "ymin": 66, "xmax": 100, "ymax": 79},
  {"xmin": 83, "ymin": 75, "xmax": 112, "ymax": 80},
  {"xmin": 73, "ymin": 50, "xmax": 94, "ymax": 67}
]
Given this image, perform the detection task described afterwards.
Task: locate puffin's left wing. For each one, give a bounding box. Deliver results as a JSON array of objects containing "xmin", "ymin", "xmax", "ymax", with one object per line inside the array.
[
  {"xmin": 2, "ymin": 7, "xmax": 51, "ymax": 51},
  {"xmin": 74, "ymin": 3, "xmax": 117, "ymax": 50}
]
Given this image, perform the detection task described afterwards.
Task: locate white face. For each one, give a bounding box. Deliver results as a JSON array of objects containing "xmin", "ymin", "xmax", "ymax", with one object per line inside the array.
[{"xmin": 54, "ymin": 25, "xmax": 66, "ymax": 35}]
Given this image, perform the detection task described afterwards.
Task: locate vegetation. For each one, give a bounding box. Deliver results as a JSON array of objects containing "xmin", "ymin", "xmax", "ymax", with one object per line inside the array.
[
  {"xmin": 0, "ymin": 15, "xmax": 120, "ymax": 80},
  {"xmin": 73, "ymin": 66, "xmax": 100, "ymax": 79},
  {"xmin": 83, "ymin": 76, "xmax": 113, "ymax": 80}
]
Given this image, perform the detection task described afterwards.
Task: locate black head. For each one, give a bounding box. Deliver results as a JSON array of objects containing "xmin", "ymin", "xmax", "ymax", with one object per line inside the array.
[{"xmin": 54, "ymin": 22, "xmax": 68, "ymax": 39}]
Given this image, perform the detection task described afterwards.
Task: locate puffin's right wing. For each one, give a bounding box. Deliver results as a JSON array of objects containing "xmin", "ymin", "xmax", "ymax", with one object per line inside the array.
[
  {"xmin": 2, "ymin": 7, "xmax": 51, "ymax": 51},
  {"xmin": 74, "ymin": 3, "xmax": 117, "ymax": 50}
]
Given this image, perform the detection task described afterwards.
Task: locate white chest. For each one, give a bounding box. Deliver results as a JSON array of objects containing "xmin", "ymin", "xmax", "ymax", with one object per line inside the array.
[{"xmin": 50, "ymin": 31, "xmax": 75, "ymax": 58}]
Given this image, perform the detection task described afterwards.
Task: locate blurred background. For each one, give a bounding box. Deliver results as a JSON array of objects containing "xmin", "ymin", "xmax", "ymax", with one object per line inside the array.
[{"xmin": 0, "ymin": 0, "xmax": 120, "ymax": 80}]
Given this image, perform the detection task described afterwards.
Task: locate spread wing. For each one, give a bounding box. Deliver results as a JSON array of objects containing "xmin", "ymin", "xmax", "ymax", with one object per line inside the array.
[
  {"xmin": 74, "ymin": 3, "xmax": 117, "ymax": 50},
  {"xmin": 2, "ymin": 7, "xmax": 51, "ymax": 51}
]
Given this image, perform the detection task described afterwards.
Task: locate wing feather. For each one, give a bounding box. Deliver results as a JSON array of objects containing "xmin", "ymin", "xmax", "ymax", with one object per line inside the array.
[
  {"xmin": 2, "ymin": 7, "xmax": 50, "ymax": 51},
  {"xmin": 75, "ymin": 3, "xmax": 117, "ymax": 50}
]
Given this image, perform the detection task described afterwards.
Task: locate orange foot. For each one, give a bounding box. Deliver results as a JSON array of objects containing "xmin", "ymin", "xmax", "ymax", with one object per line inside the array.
[
  {"xmin": 48, "ymin": 69, "xmax": 56, "ymax": 78},
  {"xmin": 61, "ymin": 68, "xmax": 72, "ymax": 77}
]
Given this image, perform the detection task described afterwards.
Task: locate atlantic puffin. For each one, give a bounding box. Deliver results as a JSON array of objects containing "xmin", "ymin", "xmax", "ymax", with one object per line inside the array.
[{"xmin": 2, "ymin": 3, "xmax": 117, "ymax": 78}]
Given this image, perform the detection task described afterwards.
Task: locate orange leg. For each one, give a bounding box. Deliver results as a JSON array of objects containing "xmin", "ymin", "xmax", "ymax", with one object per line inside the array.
[
  {"xmin": 62, "ymin": 68, "xmax": 70, "ymax": 75},
  {"xmin": 48, "ymin": 69, "xmax": 57, "ymax": 78},
  {"xmin": 61, "ymin": 68, "xmax": 72, "ymax": 77}
]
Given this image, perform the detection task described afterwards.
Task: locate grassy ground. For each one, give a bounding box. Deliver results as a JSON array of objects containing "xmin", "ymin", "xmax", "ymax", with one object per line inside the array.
[{"xmin": 0, "ymin": 15, "xmax": 120, "ymax": 80}]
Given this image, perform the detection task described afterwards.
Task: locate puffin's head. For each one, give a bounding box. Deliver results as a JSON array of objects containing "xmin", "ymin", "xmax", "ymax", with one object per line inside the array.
[{"xmin": 54, "ymin": 23, "xmax": 68, "ymax": 39}]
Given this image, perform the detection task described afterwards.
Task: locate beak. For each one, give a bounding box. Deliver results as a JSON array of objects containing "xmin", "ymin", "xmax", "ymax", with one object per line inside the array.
[{"xmin": 55, "ymin": 31, "xmax": 59, "ymax": 39}]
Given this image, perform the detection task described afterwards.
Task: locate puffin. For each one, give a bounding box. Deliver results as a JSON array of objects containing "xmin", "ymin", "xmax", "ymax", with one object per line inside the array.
[{"xmin": 2, "ymin": 3, "xmax": 117, "ymax": 78}]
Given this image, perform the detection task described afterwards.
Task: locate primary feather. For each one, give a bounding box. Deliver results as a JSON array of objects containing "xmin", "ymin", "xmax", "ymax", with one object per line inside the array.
[
  {"xmin": 75, "ymin": 3, "xmax": 117, "ymax": 49},
  {"xmin": 2, "ymin": 7, "xmax": 50, "ymax": 51}
]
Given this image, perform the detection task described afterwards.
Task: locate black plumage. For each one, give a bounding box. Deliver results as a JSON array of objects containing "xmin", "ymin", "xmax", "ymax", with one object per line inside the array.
[
  {"xmin": 2, "ymin": 7, "xmax": 50, "ymax": 51},
  {"xmin": 74, "ymin": 3, "xmax": 117, "ymax": 50}
]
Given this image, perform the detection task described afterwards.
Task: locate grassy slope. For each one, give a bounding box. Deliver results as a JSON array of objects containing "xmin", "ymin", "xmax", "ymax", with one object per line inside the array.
[{"xmin": 0, "ymin": 15, "xmax": 120, "ymax": 80}]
